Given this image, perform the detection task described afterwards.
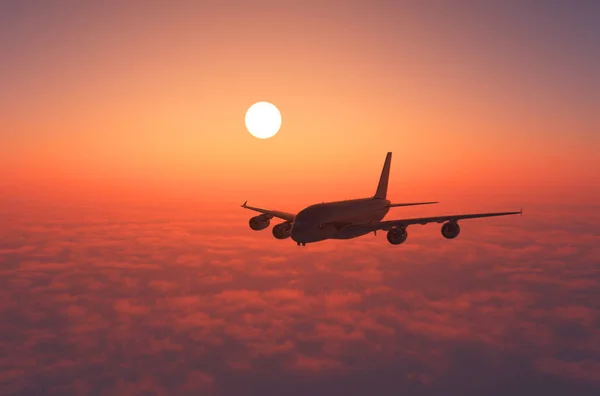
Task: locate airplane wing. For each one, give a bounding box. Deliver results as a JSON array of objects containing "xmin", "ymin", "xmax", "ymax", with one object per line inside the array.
[
  {"xmin": 241, "ymin": 201, "xmax": 296, "ymax": 222},
  {"xmin": 342, "ymin": 210, "xmax": 522, "ymax": 233}
]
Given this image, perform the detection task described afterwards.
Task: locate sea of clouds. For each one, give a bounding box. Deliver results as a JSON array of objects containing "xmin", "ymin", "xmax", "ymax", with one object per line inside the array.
[{"xmin": 1, "ymin": 198, "xmax": 599, "ymax": 395}]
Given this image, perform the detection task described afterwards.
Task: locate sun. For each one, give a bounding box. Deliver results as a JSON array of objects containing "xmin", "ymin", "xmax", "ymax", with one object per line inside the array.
[{"xmin": 245, "ymin": 101, "xmax": 281, "ymax": 139}]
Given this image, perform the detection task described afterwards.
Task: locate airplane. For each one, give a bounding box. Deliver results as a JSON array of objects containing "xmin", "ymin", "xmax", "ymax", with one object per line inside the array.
[{"xmin": 241, "ymin": 152, "xmax": 521, "ymax": 246}]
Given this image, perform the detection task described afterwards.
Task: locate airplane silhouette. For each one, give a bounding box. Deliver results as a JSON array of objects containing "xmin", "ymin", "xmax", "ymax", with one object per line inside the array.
[{"xmin": 242, "ymin": 152, "xmax": 521, "ymax": 246}]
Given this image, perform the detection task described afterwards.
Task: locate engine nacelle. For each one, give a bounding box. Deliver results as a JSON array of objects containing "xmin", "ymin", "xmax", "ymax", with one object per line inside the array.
[
  {"xmin": 441, "ymin": 221, "xmax": 460, "ymax": 239},
  {"xmin": 249, "ymin": 215, "xmax": 270, "ymax": 231},
  {"xmin": 272, "ymin": 222, "xmax": 292, "ymax": 239},
  {"xmin": 387, "ymin": 227, "xmax": 407, "ymax": 245}
]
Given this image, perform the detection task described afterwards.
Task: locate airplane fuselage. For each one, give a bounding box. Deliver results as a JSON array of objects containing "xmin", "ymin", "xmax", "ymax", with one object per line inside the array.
[{"xmin": 291, "ymin": 198, "xmax": 391, "ymax": 244}]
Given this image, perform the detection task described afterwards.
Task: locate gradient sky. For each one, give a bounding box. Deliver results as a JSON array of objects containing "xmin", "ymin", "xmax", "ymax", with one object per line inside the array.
[
  {"xmin": 1, "ymin": 0, "xmax": 599, "ymax": 205},
  {"xmin": 1, "ymin": 1, "xmax": 600, "ymax": 395}
]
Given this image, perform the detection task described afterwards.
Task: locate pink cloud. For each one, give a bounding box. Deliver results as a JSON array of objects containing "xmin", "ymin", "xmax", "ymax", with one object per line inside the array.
[{"xmin": 0, "ymin": 198, "xmax": 599, "ymax": 394}]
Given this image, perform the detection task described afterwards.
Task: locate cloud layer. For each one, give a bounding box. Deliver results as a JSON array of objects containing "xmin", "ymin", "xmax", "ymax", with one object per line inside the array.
[{"xmin": 1, "ymin": 199, "xmax": 599, "ymax": 395}]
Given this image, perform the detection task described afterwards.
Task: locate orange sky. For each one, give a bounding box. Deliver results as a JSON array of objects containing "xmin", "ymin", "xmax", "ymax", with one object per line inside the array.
[{"xmin": 1, "ymin": 1, "xmax": 599, "ymax": 206}]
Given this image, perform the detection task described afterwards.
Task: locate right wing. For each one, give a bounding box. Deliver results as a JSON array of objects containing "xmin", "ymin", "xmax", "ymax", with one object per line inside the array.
[
  {"xmin": 241, "ymin": 201, "xmax": 296, "ymax": 222},
  {"xmin": 342, "ymin": 210, "xmax": 522, "ymax": 233}
]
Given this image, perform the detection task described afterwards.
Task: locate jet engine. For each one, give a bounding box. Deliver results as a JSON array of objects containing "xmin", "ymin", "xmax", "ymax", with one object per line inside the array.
[
  {"xmin": 249, "ymin": 215, "xmax": 270, "ymax": 231},
  {"xmin": 441, "ymin": 221, "xmax": 460, "ymax": 239},
  {"xmin": 387, "ymin": 227, "xmax": 408, "ymax": 245},
  {"xmin": 272, "ymin": 222, "xmax": 292, "ymax": 239}
]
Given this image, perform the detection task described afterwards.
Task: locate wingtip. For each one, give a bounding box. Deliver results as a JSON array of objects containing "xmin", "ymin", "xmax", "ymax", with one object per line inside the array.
[{"xmin": 242, "ymin": 200, "xmax": 247, "ymax": 207}]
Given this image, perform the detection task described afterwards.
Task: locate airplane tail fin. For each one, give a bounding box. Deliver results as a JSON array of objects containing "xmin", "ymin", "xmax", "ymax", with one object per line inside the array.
[{"xmin": 374, "ymin": 152, "xmax": 392, "ymax": 199}]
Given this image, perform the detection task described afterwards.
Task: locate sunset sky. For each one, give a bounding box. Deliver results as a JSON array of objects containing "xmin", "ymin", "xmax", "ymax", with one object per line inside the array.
[
  {"xmin": 1, "ymin": 1, "xmax": 599, "ymax": 395},
  {"xmin": 2, "ymin": 0, "xmax": 599, "ymax": 204}
]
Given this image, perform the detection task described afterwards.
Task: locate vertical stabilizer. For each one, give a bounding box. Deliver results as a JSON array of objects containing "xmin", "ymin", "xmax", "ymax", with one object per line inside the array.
[{"xmin": 374, "ymin": 152, "xmax": 392, "ymax": 199}]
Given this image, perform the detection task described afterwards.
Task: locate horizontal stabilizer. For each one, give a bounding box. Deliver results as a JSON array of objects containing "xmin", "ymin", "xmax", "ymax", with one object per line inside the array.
[{"xmin": 389, "ymin": 201, "xmax": 438, "ymax": 207}]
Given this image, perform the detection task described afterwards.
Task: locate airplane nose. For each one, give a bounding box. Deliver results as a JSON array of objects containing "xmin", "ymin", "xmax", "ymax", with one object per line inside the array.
[
  {"xmin": 291, "ymin": 226, "xmax": 302, "ymax": 243},
  {"xmin": 291, "ymin": 221, "xmax": 308, "ymax": 243}
]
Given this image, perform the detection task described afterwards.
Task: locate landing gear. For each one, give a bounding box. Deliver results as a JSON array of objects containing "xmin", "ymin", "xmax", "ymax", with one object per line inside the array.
[{"xmin": 296, "ymin": 242, "xmax": 306, "ymax": 247}]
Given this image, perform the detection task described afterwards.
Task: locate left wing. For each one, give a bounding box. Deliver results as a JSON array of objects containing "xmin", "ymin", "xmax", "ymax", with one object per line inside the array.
[
  {"xmin": 342, "ymin": 210, "xmax": 522, "ymax": 233},
  {"xmin": 241, "ymin": 201, "xmax": 296, "ymax": 222}
]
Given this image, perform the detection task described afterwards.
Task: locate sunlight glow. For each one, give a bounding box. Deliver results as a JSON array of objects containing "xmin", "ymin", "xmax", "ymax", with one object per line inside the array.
[{"xmin": 245, "ymin": 102, "xmax": 282, "ymax": 139}]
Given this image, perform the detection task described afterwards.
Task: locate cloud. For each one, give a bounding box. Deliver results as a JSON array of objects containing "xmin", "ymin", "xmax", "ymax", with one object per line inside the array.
[{"xmin": 0, "ymin": 199, "xmax": 599, "ymax": 395}]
